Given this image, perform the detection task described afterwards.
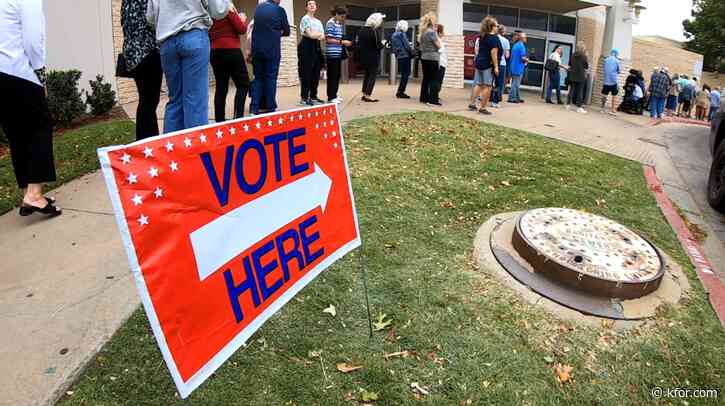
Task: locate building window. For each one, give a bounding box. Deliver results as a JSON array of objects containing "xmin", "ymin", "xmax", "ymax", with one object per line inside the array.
[
  {"xmin": 347, "ymin": 5, "xmax": 374, "ymax": 21},
  {"xmin": 489, "ymin": 6, "xmax": 518, "ymax": 28},
  {"xmin": 519, "ymin": 9, "xmax": 548, "ymax": 32},
  {"xmin": 463, "ymin": 3, "xmax": 487, "ymax": 23},
  {"xmin": 523, "ymin": 64, "xmax": 544, "ymax": 87},
  {"xmin": 399, "ymin": 3, "xmax": 421, "ymax": 20},
  {"xmin": 550, "ymin": 14, "xmax": 577, "ymax": 35},
  {"xmin": 526, "ymin": 37, "xmax": 547, "ymax": 63}
]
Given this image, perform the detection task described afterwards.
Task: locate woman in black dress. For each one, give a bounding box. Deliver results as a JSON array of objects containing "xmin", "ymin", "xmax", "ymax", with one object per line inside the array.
[{"xmin": 356, "ymin": 12, "xmax": 385, "ymax": 102}]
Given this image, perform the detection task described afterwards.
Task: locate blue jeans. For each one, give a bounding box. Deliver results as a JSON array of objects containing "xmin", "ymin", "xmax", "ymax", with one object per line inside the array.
[
  {"xmin": 546, "ymin": 69, "xmax": 561, "ymax": 102},
  {"xmin": 493, "ymin": 64, "xmax": 507, "ymax": 103},
  {"xmin": 509, "ymin": 75, "xmax": 522, "ymax": 102},
  {"xmin": 709, "ymin": 106, "xmax": 719, "ymax": 121},
  {"xmin": 250, "ymin": 53, "xmax": 281, "ymax": 114},
  {"xmin": 397, "ymin": 57, "xmax": 411, "ymax": 95},
  {"xmin": 159, "ymin": 29, "xmax": 210, "ymax": 133},
  {"xmin": 650, "ymin": 96, "xmax": 666, "ymax": 118}
]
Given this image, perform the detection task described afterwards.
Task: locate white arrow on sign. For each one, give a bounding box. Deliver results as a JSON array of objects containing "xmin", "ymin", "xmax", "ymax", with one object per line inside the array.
[{"xmin": 190, "ymin": 163, "xmax": 333, "ymax": 281}]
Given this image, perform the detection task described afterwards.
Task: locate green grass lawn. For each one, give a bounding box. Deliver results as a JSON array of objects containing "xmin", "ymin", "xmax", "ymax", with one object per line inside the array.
[
  {"xmin": 59, "ymin": 113, "xmax": 724, "ymax": 405},
  {"xmin": 0, "ymin": 120, "xmax": 135, "ymax": 214}
]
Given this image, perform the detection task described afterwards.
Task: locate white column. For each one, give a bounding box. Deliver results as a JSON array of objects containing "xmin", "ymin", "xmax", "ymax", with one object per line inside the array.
[
  {"xmin": 279, "ymin": 0, "xmax": 294, "ymax": 26},
  {"xmin": 437, "ymin": 0, "xmax": 464, "ymax": 89},
  {"xmin": 602, "ymin": 0, "xmax": 634, "ymax": 60},
  {"xmin": 277, "ymin": 0, "xmax": 299, "ymax": 87}
]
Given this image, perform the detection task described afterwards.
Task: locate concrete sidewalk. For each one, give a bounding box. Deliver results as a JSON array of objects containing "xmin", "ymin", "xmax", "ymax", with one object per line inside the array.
[{"xmin": 1, "ymin": 80, "xmax": 722, "ymax": 406}]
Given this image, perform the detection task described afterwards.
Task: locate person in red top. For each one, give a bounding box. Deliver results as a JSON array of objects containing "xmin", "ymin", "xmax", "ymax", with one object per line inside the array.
[{"xmin": 209, "ymin": 5, "xmax": 249, "ymax": 122}]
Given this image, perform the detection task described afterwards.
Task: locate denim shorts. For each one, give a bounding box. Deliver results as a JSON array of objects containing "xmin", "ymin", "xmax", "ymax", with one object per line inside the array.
[{"xmin": 473, "ymin": 68, "xmax": 494, "ymax": 86}]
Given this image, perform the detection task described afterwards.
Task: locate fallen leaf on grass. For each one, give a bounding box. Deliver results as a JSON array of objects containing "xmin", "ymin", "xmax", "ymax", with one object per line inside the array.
[
  {"xmin": 361, "ymin": 390, "xmax": 379, "ymax": 402},
  {"xmin": 500, "ymin": 181, "xmax": 511, "ymax": 187},
  {"xmin": 336, "ymin": 363, "xmax": 362, "ymax": 373},
  {"xmin": 411, "ymin": 382, "xmax": 430, "ymax": 396},
  {"xmin": 323, "ymin": 304, "xmax": 336, "ymax": 317},
  {"xmin": 482, "ymin": 380, "xmax": 491, "ymax": 389},
  {"xmin": 554, "ymin": 363, "xmax": 574, "ymax": 384},
  {"xmin": 373, "ymin": 313, "xmax": 392, "ymax": 331},
  {"xmin": 344, "ymin": 392, "xmax": 355, "ymax": 401},
  {"xmin": 383, "ymin": 351, "xmax": 410, "ymax": 360},
  {"xmin": 543, "ymin": 356, "xmax": 555, "ymax": 364}
]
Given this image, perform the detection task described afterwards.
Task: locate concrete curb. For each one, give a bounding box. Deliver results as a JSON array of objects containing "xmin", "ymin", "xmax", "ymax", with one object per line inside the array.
[{"xmin": 643, "ymin": 166, "xmax": 725, "ymax": 330}]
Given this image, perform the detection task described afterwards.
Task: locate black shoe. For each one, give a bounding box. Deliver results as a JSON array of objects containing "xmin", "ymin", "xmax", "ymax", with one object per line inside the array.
[
  {"xmin": 519, "ymin": 99, "xmax": 525, "ymax": 103},
  {"xmin": 478, "ymin": 108, "xmax": 492, "ymax": 115},
  {"xmin": 468, "ymin": 104, "xmax": 478, "ymax": 111},
  {"xmin": 427, "ymin": 101, "xmax": 443, "ymax": 106},
  {"xmin": 546, "ymin": 99, "xmax": 554, "ymax": 104},
  {"xmin": 557, "ymin": 100, "xmax": 564, "ymax": 105},
  {"xmin": 312, "ymin": 98, "xmax": 325, "ymax": 105},
  {"xmin": 19, "ymin": 201, "xmax": 62, "ymax": 217},
  {"xmin": 396, "ymin": 93, "xmax": 411, "ymax": 99},
  {"xmin": 507, "ymin": 100, "xmax": 519, "ymax": 104}
]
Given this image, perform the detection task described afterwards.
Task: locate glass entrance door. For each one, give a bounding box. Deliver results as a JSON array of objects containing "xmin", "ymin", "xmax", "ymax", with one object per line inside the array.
[{"xmin": 547, "ymin": 41, "xmax": 573, "ymax": 89}]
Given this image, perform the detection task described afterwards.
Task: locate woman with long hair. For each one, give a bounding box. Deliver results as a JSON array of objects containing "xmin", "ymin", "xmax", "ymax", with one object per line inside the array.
[
  {"xmin": 469, "ymin": 16, "xmax": 500, "ymax": 115},
  {"xmin": 122, "ymin": 0, "xmax": 163, "ymax": 139},
  {"xmin": 418, "ymin": 12, "xmax": 442, "ymax": 106},
  {"xmin": 567, "ymin": 41, "xmax": 589, "ymax": 113},
  {"xmin": 356, "ymin": 12, "xmax": 385, "ymax": 102}
]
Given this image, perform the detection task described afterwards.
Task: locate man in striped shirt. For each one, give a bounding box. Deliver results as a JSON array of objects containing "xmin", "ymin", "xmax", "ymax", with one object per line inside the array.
[{"xmin": 325, "ymin": 5, "xmax": 351, "ymax": 103}]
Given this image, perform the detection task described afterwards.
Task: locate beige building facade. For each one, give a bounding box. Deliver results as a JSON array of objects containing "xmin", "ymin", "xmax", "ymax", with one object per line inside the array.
[{"xmin": 47, "ymin": 0, "xmax": 702, "ymax": 107}]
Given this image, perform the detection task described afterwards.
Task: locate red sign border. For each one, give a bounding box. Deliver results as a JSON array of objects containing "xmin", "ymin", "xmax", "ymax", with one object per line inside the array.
[{"xmin": 98, "ymin": 104, "xmax": 361, "ymax": 398}]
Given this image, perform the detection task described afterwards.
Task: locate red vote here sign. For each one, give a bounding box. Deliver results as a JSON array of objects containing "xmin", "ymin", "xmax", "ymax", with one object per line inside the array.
[{"xmin": 98, "ymin": 104, "xmax": 360, "ymax": 398}]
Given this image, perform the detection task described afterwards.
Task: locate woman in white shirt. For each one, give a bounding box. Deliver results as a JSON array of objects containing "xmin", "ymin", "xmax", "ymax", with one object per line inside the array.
[
  {"xmin": 298, "ymin": 0, "xmax": 325, "ymax": 106},
  {"xmin": 0, "ymin": 0, "xmax": 61, "ymax": 217}
]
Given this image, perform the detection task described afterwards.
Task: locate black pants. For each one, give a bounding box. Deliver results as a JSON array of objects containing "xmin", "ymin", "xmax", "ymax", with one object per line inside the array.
[
  {"xmin": 420, "ymin": 59, "xmax": 440, "ymax": 103},
  {"xmin": 210, "ymin": 48, "xmax": 250, "ymax": 122},
  {"xmin": 326, "ymin": 58, "xmax": 342, "ymax": 101},
  {"xmin": 299, "ymin": 40, "xmax": 322, "ymax": 101},
  {"xmin": 362, "ymin": 64, "xmax": 377, "ymax": 96},
  {"xmin": 132, "ymin": 51, "xmax": 163, "ymax": 140},
  {"xmin": 570, "ymin": 81, "xmax": 585, "ymax": 107},
  {"xmin": 0, "ymin": 72, "xmax": 56, "ymax": 189}
]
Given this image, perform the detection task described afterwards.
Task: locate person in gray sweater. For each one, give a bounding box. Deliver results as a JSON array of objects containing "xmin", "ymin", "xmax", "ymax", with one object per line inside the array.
[{"xmin": 147, "ymin": 0, "xmax": 231, "ymax": 132}]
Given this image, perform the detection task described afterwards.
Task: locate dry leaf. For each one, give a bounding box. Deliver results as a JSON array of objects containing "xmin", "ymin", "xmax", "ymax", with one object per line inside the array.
[
  {"xmin": 554, "ymin": 363, "xmax": 574, "ymax": 384},
  {"xmin": 373, "ymin": 313, "xmax": 392, "ymax": 331},
  {"xmin": 410, "ymin": 382, "xmax": 430, "ymax": 396},
  {"xmin": 482, "ymin": 380, "xmax": 491, "ymax": 389},
  {"xmin": 336, "ymin": 363, "xmax": 362, "ymax": 373},
  {"xmin": 323, "ymin": 304, "xmax": 337, "ymax": 317},
  {"xmin": 308, "ymin": 350, "xmax": 321, "ymax": 358},
  {"xmin": 344, "ymin": 392, "xmax": 355, "ymax": 401},
  {"xmin": 501, "ymin": 181, "xmax": 511, "ymax": 187},
  {"xmin": 488, "ymin": 185, "xmax": 496, "ymax": 192},
  {"xmin": 384, "ymin": 351, "xmax": 410, "ymax": 360}
]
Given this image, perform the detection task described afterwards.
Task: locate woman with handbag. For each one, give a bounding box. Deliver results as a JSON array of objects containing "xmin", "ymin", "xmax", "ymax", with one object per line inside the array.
[
  {"xmin": 121, "ymin": 0, "xmax": 163, "ymax": 140},
  {"xmin": 298, "ymin": 0, "xmax": 325, "ymax": 106},
  {"xmin": 0, "ymin": 0, "xmax": 62, "ymax": 217},
  {"xmin": 545, "ymin": 45, "xmax": 566, "ymax": 105},
  {"xmin": 325, "ymin": 5, "xmax": 351, "ymax": 103}
]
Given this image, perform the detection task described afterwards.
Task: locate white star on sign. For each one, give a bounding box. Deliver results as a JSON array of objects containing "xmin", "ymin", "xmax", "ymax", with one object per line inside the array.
[
  {"xmin": 131, "ymin": 194, "xmax": 143, "ymax": 206},
  {"xmin": 315, "ymin": 111, "xmax": 319, "ymax": 117},
  {"xmin": 323, "ymin": 109, "xmax": 327, "ymax": 115},
  {"xmin": 329, "ymin": 120, "xmax": 335, "ymax": 126},
  {"xmin": 323, "ymin": 121, "xmax": 327, "ymax": 127},
  {"xmin": 243, "ymin": 124, "xmax": 250, "ymax": 131},
  {"xmin": 289, "ymin": 115, "xmax": 295, "ymax": 122},
  {"xmin": 307, "ymin": 112, "xmax": 311, "ymax": 118},
  {"xmin": 255, "ymin": 122, "xmax": 262, "ymax": 129},
  {"xmin": 333, "ymin": 142, "xmax": 338, "ymax": 149},
  {"xmin": 200, "ymin": 134, "xmax": 207, "ymax": 143},
  {"xmin": 324, "ymin": 133, "xmax": 328, "ymax": 139},
  {"xmin": 298, "ymin": 113, "xmax": 303, "ymax": 120},
  {"xmin": 170, "ymin": 161, "xmax": 179, "ymax": 172},
  {"xmin": 278, "ymin": 117, "xmax": 284, "ymax": 125},
  {"xmin": 165, "ymin": 142, "xmax": 174, "ymax": 152},
  {"xmin": 332, "ymin": 131, "xmax": 337, "ymax": 137},
  {"xmin": 120, "ymin": 153, "xmax": 131, "ymax": 165},
  {"xmin": 315, "ymin": 123, "xmax": 320, "ymax": 129},
  {"xmin": 230, "ymin": 127, "xmax": 236, "ymax": 135},
  {"xmin": 127, "ymin": 173, "xmax": 138, "ymax": 184},
  {"xmin": 138, "ymin": 214, "xmax": 149, "ymax": 226},
  {"xmin": 148, "ymin": 167, "xmax": 159, "ymax": 178},
  {"xmin": 184, "ymin": 137, "xmax": 192, "ymax": 148},
  {"xmin": 267, "ymin": 119, "xmax": 273, "ymax": 127},
  {"xmin": 154, "ymin": 187, "xmax": 163, "ymax": 198},
  {"xmin": 216, "ymin": 129, "xmax": 224, "ymax": 139},
  {"xmin": 143, "ymin": 147, "xmax": 153, "ymax": 158}
]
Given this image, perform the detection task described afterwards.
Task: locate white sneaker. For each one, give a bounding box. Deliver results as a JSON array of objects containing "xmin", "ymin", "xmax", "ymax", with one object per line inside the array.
[
  {"xmin": 331, "ymin": 97, "xmax": 344, "ymax": 104},
  {"xmin": 577, "ymin": 107, "xmax": 587, "ymax": 114},
  {"xmin": 491, "ymin": 103, "xmax": 500, "ymax": 108},
  {"xmin": 565, "ymin": 104, "xmax": 571, "ymax": 111}
]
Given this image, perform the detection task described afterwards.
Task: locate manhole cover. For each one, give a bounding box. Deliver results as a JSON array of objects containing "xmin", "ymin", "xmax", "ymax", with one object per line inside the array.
[{"xmin": 512, "ymin": 208, "xmax": 665, "ymax": 299}]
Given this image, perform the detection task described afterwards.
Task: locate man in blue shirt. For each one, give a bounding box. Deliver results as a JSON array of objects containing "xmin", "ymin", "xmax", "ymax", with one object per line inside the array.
[
  {"xmin": 249, "ymin": 0, "xmax": 290, "ymax": 115},
  {"xmin": 600, "ymin": 48, "xmax": 621, "ymax": 115},
  {"xmin": 507, "ymin": 32, "xmax": 528, "ymax": 103},
  {"xmin": 709, "ymin": 88, "xmax": 721, "ymax": 122}
]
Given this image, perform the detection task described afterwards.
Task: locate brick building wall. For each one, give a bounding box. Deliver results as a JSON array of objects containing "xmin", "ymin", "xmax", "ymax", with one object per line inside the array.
[
  {"xmin": 631, "ymin": 36, "xmax": 704, "ymax": 78},
  {"xmin": 421, "ymin": 0, "xmax": 439, "ymax": 16},
  {"xmin": 442, "ymin": 35, "xmax": 465, "ymax": 89}
]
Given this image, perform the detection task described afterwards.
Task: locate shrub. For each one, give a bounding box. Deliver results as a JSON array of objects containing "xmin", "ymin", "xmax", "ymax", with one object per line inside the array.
[
  {"xmin": 86, "ymin": 75, "xmax": 116, "ymax": 116},
  {"xmin": 46, "ymin": 70, "xmax": 86, "ymax": 128}
]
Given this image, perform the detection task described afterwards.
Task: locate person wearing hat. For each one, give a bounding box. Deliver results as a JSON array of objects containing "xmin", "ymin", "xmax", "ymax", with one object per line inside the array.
[{"xmin": 600, "ymin": 48, "xmax": 621, "ymax": 115}]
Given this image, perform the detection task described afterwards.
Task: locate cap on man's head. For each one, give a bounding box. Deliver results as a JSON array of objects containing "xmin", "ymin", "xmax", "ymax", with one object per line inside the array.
[{"xmin": 611, "ymin": 48, "xmax": 620, "ymax": 57}]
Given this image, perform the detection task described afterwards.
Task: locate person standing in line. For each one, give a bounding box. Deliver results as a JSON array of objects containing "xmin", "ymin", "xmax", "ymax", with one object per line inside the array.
[
  {"xmin": 709, "ymin": 87, "xmax": 721, "ymax": 122},
  {"xmin": 545, "ymin": 46, "xmax": 566, "ymax": 105},
  {"xmin": 600, "ymin": 48, "xmax": 620, "ymax": 115},
  {"xmin": 566, "ymin": 42, "xmax": 588, "ymax": 113},
  {"xmin": 324, "ymin": 5, "xmax": 350, "ymax": 103},
  {"xmin": 468, "ymin": 16, "xmax": 499, "ymax": 115},
  {"xmin": 680, "ymin": 76, "xmax": 695, "ymax": 118},
  {"xmin": 391, "ymin": 20, "xmax": 413, "ymax": 99},
  {"xmin": 436, "ymin": 24, "xmax": 448, "ymax": 103},
  {"xmin": 507, "ymin": 32, "xmax": 528, "ymax": 104},
  {"xmin": 356, "ymin": 12, "xmax": 385, "ymax": 102},
  {"xmin": 147, "ymin": 0, "xmax": 231, "ymax": 132},
  {"xmin": 666, "ymin": 73, "xmax": 680, "ymax": 116},
  {"xmin": 0, "ymin": 0, "xmax": 61, "ymax": 217},
  {"xmin": 648, "ymin": 68, "xmax": 670, "ymax": 120},
  {"xmin": 298, "ymin": 0, "xmax": 325, "ymax": 106},
  {"xmin": 695, "ymin": 84, "xmax": 711, "ymax": 121},
  {"xmin": 121, "ymin": 0, "xmax": 163, "ymax": 140},
  {"xmin": 249, "ymin": 0, "xmax": 290, "ymax": 115},
  {"xmin": 209, "ymin": 7, "xmax": 249, "ymax": 122},
  {"xmin": 418, "ymin": 12, "xmax": 442, "ymax": 106},
  {"xmin": 491, "ymin": 24, "xmax": 510, "ymax": 108}
]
